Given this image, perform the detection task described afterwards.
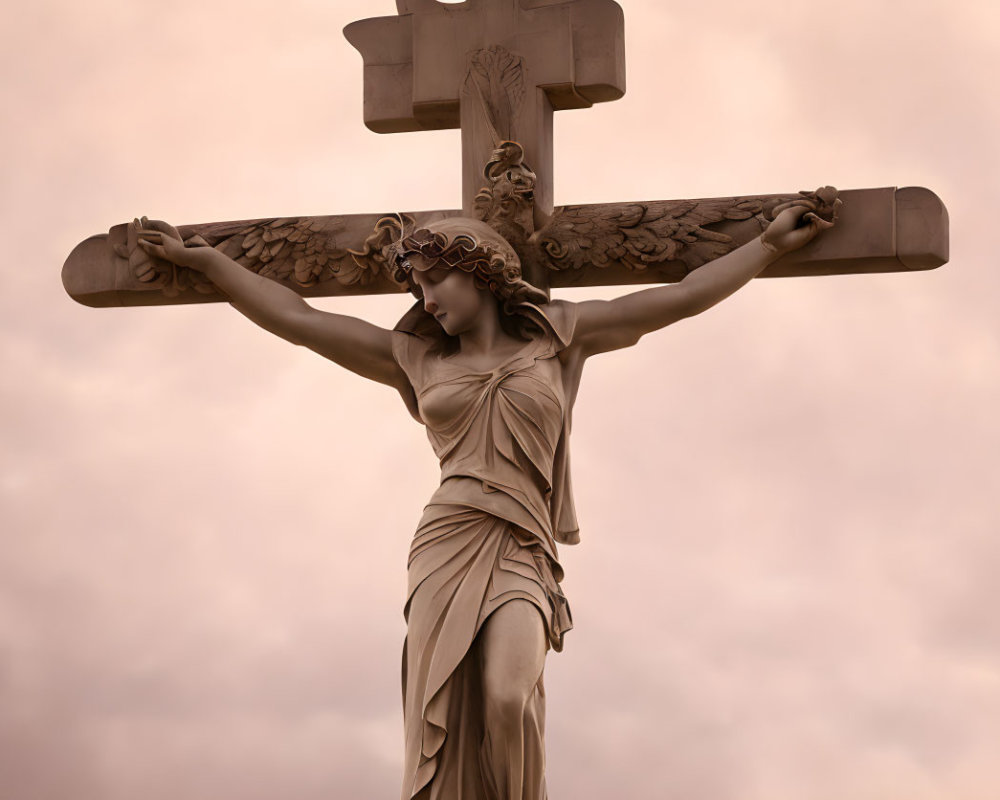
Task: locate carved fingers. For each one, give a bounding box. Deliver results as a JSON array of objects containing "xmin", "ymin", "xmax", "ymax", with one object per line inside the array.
[
  {"xmin": 140, "ymin": 217, "xmax": 183, "ymax": 240},
  {"xmin": 112, "ymin": 217, "xmax": 216, "ymax": 297},
  {"xmin": 770, "ymin": 186, "xmax": 841, "ymax": 225},
  {"xmin": 118, "ymin": 217, "xmax": 168, "ymax": 284},
  {"xmin": 762, "ymin": 187, "xmax": 840, "ymax": 255},
  {"xmin": 134, "ymin": 218, "xmax": 189, "ymax": 266},
  {"xmin": 763, "ymin": 205, "xmax": 829, "ymax": 255}
]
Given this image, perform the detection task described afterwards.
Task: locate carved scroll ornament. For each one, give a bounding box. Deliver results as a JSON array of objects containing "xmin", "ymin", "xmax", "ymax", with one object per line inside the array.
[{"xmin": 474, "ymin": 141, "xmax": 537, "ymax": 246}]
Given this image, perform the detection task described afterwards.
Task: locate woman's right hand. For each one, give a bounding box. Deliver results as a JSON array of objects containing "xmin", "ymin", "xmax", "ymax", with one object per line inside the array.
[{"xmin": 133, "ymin": 217, "xmax": 201, "ymax": 270}]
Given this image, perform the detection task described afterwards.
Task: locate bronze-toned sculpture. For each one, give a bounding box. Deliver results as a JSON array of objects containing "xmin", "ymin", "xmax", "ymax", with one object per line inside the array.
[{"xmin": 134, "ymin": 201, "xmax": 832, "ymax": 799}]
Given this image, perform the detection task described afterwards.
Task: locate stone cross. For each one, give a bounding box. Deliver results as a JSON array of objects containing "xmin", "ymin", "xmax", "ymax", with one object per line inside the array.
[{"xmin": 63, "ymin": 0, "xmax": 948, "ymax": 307}]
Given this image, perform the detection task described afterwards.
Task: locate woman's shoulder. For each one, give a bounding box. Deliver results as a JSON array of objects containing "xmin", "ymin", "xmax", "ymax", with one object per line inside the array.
[{"xmin": 522, "ymin": 298, "xmax": 579, "ymax": 352}]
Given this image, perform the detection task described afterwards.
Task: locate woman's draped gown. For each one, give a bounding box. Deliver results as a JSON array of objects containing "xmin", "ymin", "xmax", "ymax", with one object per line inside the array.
[{"xmin": 391, "ymin": 300, "xmax": 583, "ymax": 800}]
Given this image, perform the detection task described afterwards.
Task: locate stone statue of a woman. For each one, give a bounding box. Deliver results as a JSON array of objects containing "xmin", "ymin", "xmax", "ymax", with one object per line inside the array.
[{"xmin": 135, "ymin": 201, "xmax": 831, "ymax": 800}]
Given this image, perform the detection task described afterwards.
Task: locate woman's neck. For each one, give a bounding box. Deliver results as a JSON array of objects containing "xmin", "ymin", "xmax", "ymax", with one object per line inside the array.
[{"xmin": 457, "ymin": 301, "xmax": 519, "ymax": 357}]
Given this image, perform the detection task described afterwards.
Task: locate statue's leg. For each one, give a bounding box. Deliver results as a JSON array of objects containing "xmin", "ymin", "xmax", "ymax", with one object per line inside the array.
[{"xmin": 479, "ymin": 599, "xmax": 548, "ymax": 800}]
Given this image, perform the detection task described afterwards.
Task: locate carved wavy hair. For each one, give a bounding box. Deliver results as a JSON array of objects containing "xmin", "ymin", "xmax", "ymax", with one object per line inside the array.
[{"xmin": 362, "ymin": 215, "xmax": 548, "ymax": 339}]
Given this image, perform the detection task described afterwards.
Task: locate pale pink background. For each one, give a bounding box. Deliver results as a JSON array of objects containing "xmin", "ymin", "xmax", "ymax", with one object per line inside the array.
[{"xmin": 2, "ymin": 0, "xmax": 998, "ymax": 797}]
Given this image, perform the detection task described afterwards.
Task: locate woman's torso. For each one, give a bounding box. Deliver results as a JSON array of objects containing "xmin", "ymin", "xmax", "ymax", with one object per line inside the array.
[{"xmin": 392, "ymin": 299, "xmax": 584, "ymax": 546}]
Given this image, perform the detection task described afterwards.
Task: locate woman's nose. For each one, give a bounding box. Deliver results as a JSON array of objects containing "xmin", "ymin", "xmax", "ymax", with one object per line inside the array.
[{"xmin": 424, "ymin": 295, "xmax": 438, "ymax": 314}]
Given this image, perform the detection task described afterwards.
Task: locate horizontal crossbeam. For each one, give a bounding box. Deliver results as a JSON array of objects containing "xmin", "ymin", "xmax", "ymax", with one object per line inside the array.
[{"xmin": 62, "ymin": 186, "xmax": 947, "ymax": 308}]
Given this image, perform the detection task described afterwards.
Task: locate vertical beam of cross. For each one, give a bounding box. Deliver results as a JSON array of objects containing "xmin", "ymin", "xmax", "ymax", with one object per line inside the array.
[{"xmin": 344, "ymin": 0, "xmax": 626, "ymax": 228}]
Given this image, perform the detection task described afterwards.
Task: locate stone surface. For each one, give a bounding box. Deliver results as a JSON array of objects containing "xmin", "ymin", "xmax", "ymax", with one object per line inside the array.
[{"xmin": 63, "ymin": 187, "xmax": 947, "ymax": 307}]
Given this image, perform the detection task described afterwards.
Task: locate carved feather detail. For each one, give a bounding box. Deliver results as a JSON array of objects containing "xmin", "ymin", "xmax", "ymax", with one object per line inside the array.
[
  {"xmin": 117, "ymin": 216, "xmax": 388, "ymax": 298},
  {"xmin": 532, "ymin": 197, "xmax": 773, "ymax": 274},
  {"xmin": 219, "ymin": 217, "xmax": 345, "ymax": 288},
  {"xmin": 464, "ymin": 46, "xmax": 526, "ymax": 141}
]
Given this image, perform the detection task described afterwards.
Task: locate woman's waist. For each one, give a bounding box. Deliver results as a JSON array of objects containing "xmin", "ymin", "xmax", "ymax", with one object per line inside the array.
[
  {"xmin": 433, "ymin": 447, "xmax": 555, "ymax": 498},
  {"xmin": 423, "ymin": 476, "xmax": 555, "ymax": 548},
  {"xmin": 413, "ymin": 476, "xmax": 562, "ymax": 578}
]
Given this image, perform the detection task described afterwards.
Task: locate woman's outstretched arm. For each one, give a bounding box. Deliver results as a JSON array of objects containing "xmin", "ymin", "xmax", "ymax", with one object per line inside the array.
[
  {"xmin": 136, "ymin": 219, "xmax": 409, "ymax": 391},
  {"xmin": 571, "ymin": 205, "xmax": 831, "ymax": 357}
]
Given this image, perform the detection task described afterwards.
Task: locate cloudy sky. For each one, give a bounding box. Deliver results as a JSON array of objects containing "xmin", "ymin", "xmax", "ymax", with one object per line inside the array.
[{"xmin": 2, "ymin": 0, "xmax": 998, "ymax": 798}]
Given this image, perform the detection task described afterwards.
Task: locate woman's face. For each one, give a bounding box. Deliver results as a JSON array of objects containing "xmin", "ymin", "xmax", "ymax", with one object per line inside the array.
[{"xmin": 409, "ymin": 254, "xmax": 492, "ymax": 336}]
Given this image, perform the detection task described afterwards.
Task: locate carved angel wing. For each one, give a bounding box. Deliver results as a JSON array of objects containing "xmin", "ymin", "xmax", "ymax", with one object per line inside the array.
[
  {"xmin": 532, "ymin": 196, "xmax": 773, "ymax": 275},
  {"xmin": 121, "ymin": 214, "xmax": 405, "ymax": 299},
  {"xmin": 198, "ymin": 217, "xmax": 349, "ymax": 288}
]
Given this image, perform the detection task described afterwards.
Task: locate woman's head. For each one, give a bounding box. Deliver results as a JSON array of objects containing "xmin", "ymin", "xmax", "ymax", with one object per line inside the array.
[
  {"xmin": 372, "ymin": 215, "xmax": 547, "ymax": 338},
  {"xmin": 405, "ymin": 256, "xmax": 491, "ymax": 337}
]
